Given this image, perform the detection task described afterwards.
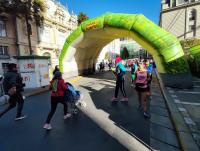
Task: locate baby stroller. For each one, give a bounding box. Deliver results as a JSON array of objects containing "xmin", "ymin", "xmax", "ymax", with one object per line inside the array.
[{"xmin": 64, "ymin": 82, "xmax": 82, "ymax": 115}]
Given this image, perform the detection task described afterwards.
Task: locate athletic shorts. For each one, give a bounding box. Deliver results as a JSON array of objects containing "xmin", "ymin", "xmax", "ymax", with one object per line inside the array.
[{"xmin": 135, "ymin": 83, "xmax": 149, "ymax": 92}]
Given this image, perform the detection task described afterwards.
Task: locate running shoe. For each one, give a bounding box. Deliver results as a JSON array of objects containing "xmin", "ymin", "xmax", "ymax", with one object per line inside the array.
[
  {"xmin": 43, "ymin": 123, "xmax": 52, "ymax": 130},
  {"xmin": 120, "ymin": 97, "xmax": 128, "ymax": 102},
  {"xmin": 15, "ymin": 115, "xmax": 27, "ymax": 121},
  {"xmin": 110, "ymin": 97, "xmax": 118, "ymax": 102},
  {"xmin": 143, "ymin": 112, "xmax": 151, "ymax": 118},
  {"xmin": 64, "ymin": 113, "xmax": 72, "ymax": 119}
]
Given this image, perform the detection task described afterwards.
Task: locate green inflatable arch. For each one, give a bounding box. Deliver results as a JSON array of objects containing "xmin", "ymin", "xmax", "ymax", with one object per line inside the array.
[{"xmin": 59, "ymin": 13, "xmax": 192, "ymax": 88}]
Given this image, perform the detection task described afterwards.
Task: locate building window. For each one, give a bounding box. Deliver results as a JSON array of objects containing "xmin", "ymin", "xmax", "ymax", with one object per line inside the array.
[
  {"xmin": 189, "ymin": 25, "xmax": 195, "ymax": 31},
  {"xmin": 0, "ymin": 20, "xmax": 6, "ymax": 37},
  {"xmin": 40, "ymin": 25, "xmax": 51, "ymax": 43},
  {"xmin": 0, "ymin": 46, "xmax": 8, "ymax": 55},
  {"xmin": 177, "ymin": 0, "xmax": 188, "ymax": 5},
  {"xmin": 2, "ymin": 63, "xmax": 9, "ymax": 74},
  {"xmin": 189, "ymin": 9, "xmax": 196, "ymax": 21}
]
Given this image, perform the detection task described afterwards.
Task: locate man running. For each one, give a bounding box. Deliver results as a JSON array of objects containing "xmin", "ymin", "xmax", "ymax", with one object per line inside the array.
[{"xmin": 0, "ymin": 63, "xmax": 26, "ymax": 120}]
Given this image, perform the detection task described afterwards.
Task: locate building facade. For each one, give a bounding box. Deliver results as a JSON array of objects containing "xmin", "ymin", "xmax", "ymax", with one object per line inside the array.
[
  {"xmin": 0, "ymin": 14, "xmax": 18, "ymax": 74},
  {"xmin": 160, "ymin": 0, "xmax": 200, "ymax": 40},
  {"xmin": 37, "ymin": 0, "xmax": 77, "ymax": 69},
  {"xmin": 0, "ymin": 0, "xmax": 77, "ymax": 76}
]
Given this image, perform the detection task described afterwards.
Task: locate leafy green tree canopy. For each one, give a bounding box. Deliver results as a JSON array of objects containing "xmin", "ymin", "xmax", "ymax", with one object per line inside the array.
[
  {"xmin": 78, "ymin": 12, "xmax": 88, "ymax": 25},
  {"xmin": 0, "ymin": 0, "xmax": 46, "ymax": 26}
]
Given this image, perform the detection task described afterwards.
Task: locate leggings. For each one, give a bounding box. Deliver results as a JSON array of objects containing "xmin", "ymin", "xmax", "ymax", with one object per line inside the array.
[
  {"xmin": 115, "ymin": 79, "xmax": 127, "ymax": 98},
  {"xmin": 46, "ymin": 96, "xmax": 68, "ymax": 124}
]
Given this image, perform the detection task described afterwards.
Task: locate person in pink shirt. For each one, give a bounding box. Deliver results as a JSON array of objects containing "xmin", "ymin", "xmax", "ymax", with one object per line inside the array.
[{"xmin": 135, "ymin": 62, "xmax": 150, "ymax": 118}]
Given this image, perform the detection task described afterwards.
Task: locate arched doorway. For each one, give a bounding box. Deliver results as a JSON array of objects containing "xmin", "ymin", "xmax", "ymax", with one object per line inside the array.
[{"xmin": 59, "ymin": 13, "xmax": 192, "ymax": 88}]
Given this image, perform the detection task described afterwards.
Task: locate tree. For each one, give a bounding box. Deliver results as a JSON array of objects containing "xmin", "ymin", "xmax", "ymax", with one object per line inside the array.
[
  {"xmin": 0, "ymin": 0, "xmax": 46, "ymax": 55},
  {"xmin": 120, "ymin": 47, "xmax": 129, "ymax": 59},
  {"xmin": 78, "ymin": 12, "xmax": 88, "ymax": 25}
]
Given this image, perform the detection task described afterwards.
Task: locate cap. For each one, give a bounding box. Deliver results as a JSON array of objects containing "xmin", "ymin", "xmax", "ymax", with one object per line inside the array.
[{"xmin": 115, "ymin": 57, "xmax": 122, "ymax": 64}]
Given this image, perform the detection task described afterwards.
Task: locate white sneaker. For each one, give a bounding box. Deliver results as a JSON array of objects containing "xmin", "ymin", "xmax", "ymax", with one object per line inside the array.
[
  {"xmin": 43, "ymin": 123, "xmax": 52, "ymax": 130},
  {"xmin": 15, "ymin": 115, "xmax": 27, "ymax": 121},
  {"xmin": 64, "ymin": 113, "xmax": 72, "ymax": 119}
]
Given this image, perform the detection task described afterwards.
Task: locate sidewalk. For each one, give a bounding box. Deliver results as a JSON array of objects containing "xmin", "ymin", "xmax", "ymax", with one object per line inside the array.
[
  {"xmin": 150, "ymin": 73, "xmax": 181, "ymax": 151},
  {"xmin": 155, "ymin": 69, "xmax": 199, "ymax": 151}
]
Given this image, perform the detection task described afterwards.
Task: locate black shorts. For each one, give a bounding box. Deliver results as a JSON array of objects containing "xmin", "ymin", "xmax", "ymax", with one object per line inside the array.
[{"xmin": 135, "ymin": 83, "xmax": 149, "ymax": 92}]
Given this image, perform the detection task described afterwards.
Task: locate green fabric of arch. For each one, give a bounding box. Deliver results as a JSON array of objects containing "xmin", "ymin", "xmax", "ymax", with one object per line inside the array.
[
  {"xmin": 59, "ymin": 13, "xmax": 188, "ymax": 74},
  {"xmin": 189, "ymin": 44, "xmax": 200, "ymax": 55}
]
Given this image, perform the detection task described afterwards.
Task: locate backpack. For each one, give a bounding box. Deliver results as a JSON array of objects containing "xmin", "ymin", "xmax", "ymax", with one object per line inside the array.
[{"xmin": 51, "ymin": 80, "xmax": 58, "ymax": 92}]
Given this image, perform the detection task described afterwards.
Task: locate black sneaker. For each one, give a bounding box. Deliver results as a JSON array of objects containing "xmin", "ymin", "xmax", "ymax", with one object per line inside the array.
[{"xmin": 15, "ymin": 115, "xmax": 27, "ymax": 121}]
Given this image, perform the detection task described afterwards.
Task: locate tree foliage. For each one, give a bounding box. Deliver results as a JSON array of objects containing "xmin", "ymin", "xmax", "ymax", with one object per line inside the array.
[
  {"xmin": 180, "ymin": 38, "xmax": 200, "ymax": 49},
  {"xmin": 78, "ymin": 12, "xmax": 88, "ymax": 25},
  {"xmin": 0, "ymin": 0, "xmax": 46, "ymax": 26}
]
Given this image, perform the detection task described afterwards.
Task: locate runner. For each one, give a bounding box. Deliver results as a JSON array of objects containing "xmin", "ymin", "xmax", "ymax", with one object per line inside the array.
[
  {"xmin": 111, "ymin": 56, "xmax": 128, "ymax": 102},
  {"xmin": 144, "ymin": 59, "xmax": 153, "ymax": 97},
  {"xmin": 0, "ymin": 63, "xmax": 26, "ymax": 120},
  {"xmin": 135, "ymin": 62, "xmax": 150, "ymax": 118},
  {"xmin": 43, "ymin": 71, "xmax": 71, "ymax": 130},
  {"xmin": 131, "ymin": 60, "xmax": 138, "ymax": 86}
]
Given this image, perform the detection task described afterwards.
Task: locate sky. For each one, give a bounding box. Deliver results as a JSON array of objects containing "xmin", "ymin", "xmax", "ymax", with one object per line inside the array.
[{"xmin": 60, "ymin": 0, "xmax": 161, "ymax": 24}]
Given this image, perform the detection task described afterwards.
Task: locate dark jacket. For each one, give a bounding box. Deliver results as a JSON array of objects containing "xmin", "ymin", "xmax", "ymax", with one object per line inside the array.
[{"xmin": 3, "ymin": 71, "xmax": 24, "ymax": 93}]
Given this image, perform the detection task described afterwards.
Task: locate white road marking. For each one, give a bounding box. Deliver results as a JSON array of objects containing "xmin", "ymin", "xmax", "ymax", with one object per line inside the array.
[
  {"xmin": 184, "ymin": 117, "xmax": 196, "ymax": 125},
  {"xmin": 178, "ymin": 102, "xmax": 200, "ymax": 106},
  {"xmin": 169, "ymin": 90, "xmax": 174, "ymax": 93},
  {"xmin": 193, "ymin": 85, "xmax": 200, "ymax": 88},
  {"xmin": 178, "ymin": 107, "xmax": 187, "ymax": 112},
  {"xmin": 171, "ymin": 94, "xmax": 178, "ymax": 98},
  {"xmin": 174, "ymin": 99, "xmax": 181, "ymax": 103},
  {"xmin": 178, "ymin": 91, "xmax": 200, "ymax": 94}
]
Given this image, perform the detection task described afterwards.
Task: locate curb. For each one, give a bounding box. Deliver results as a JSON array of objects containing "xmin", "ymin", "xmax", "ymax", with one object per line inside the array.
[
  {"xmin": 154, "ymin": 69, "xmax": 199, "ymax": 151},
  {"xmin": 23, "ymin": 86, "xmax": 50, "ymax": 97}
]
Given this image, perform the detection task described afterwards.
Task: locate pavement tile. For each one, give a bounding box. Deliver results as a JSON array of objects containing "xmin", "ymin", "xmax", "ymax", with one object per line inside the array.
[
  {"xmin": 150, "ymin": 106, "xmax": 169, "ymax": 117},
  {"xmin": 150, "ymin": 123, "xmax": 180, "ymax": 148},
  {"xmin": 151, "ymin": 113, "xmax": 174, "ymax": 130},
  {"xmin": 150, "ymin": 138, "xmax": 181, "ymax": 151},
  {"xmin": 150, "ymin": 99, "xmax": 166, "ymax": 108}
]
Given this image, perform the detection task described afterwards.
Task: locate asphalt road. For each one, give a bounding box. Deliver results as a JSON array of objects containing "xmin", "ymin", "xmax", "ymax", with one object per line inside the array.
[{"xmin": 0, "ymin": 71, "xmax": 150, "ymax": 151}]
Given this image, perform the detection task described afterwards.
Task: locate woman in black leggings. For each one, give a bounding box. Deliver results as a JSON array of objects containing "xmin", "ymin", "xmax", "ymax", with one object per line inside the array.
[
  {"xmin": 111, "ymin": 56, "xmax": 128, "ymax": 102},
  {"xmin": 43, "ymin": 71, "xmax": 70, "ymax": 130}
]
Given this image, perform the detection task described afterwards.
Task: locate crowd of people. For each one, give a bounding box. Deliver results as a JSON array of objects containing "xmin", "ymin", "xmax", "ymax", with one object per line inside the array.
[
  {"xmin": 111, "ymin": 56, "xmax": 154, "ymax": 118},
  {"xmin": 0, "ymin": 57, "xmax": 154, "ymax": 130}
]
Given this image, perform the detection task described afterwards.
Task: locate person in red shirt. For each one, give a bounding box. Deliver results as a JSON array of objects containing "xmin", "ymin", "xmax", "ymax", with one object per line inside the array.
[{"xmin": 43, "ymin": 71, "xmax": 71, "ymax": 130}]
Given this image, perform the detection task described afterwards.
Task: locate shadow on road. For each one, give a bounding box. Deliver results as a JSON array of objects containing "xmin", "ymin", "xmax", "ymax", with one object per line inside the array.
[{"xmin": 80, "ymin": 71, "xmax": 150, "ymax": 145}]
